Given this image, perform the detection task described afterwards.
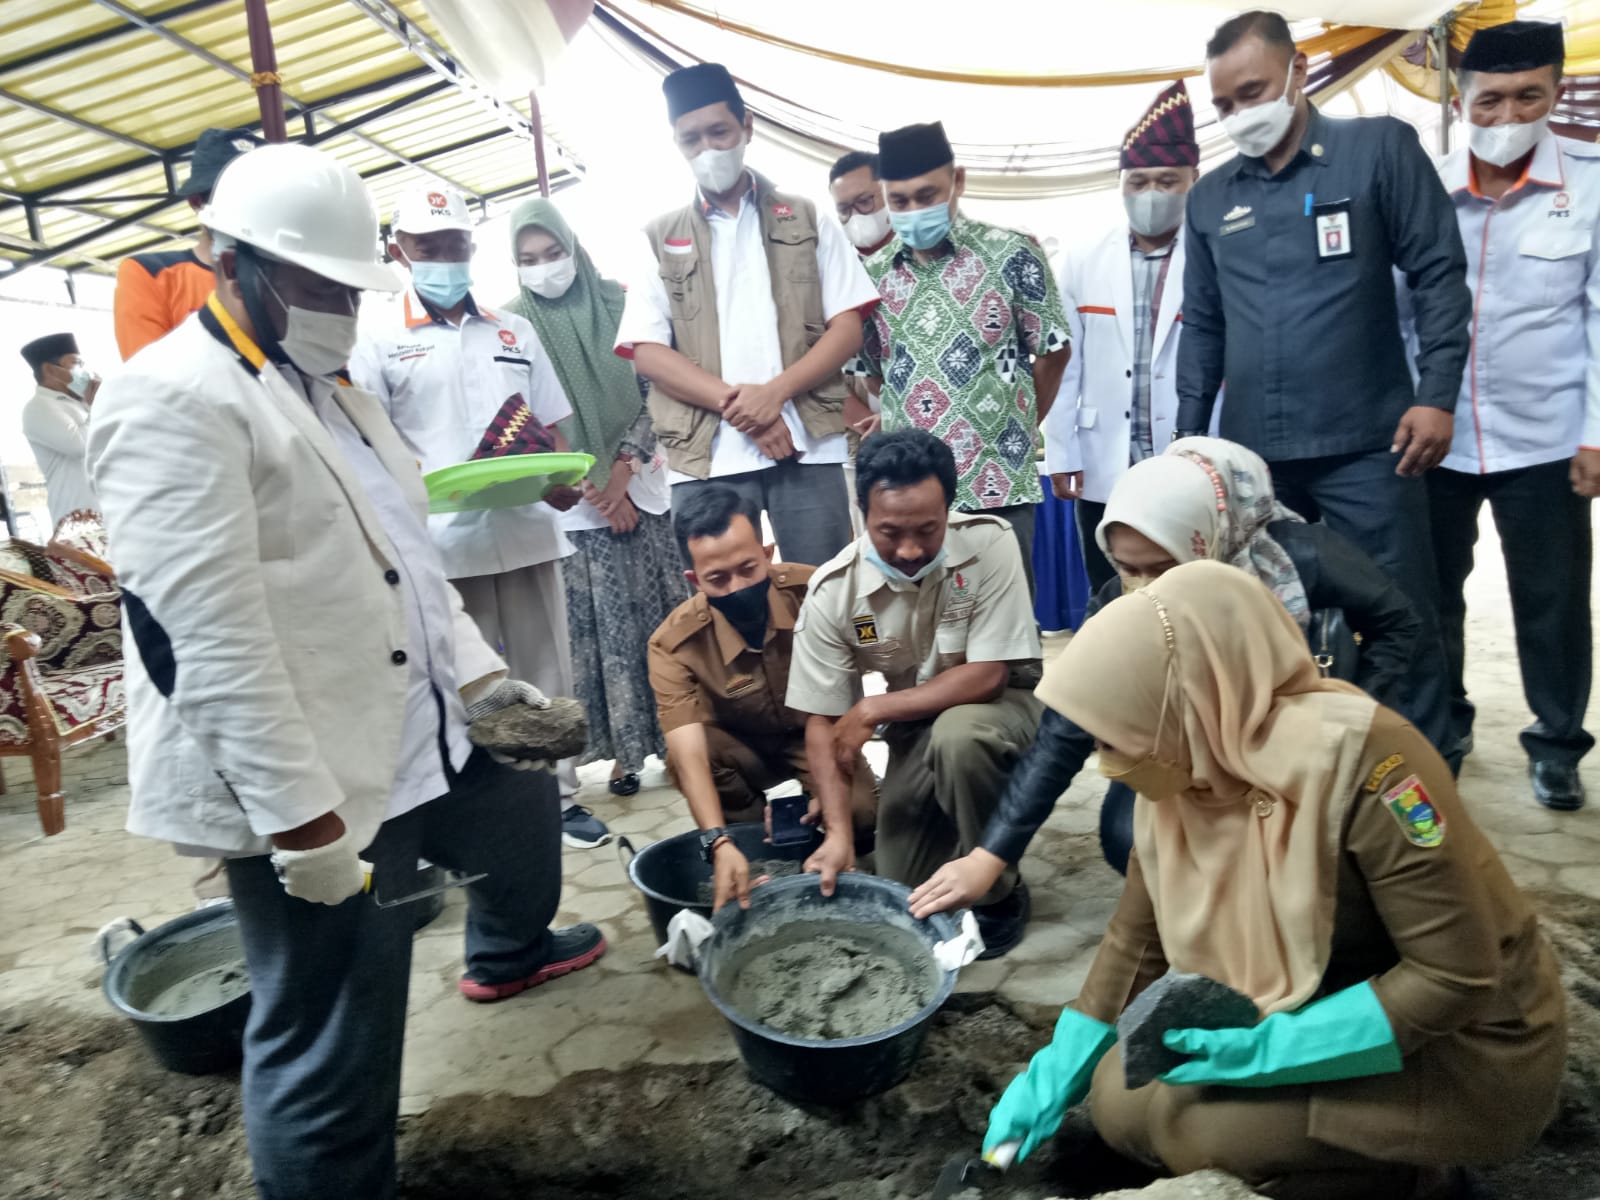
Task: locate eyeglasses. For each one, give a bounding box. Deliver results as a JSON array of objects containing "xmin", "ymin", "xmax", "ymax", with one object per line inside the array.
[{"xmin": 836, "ymin": 194, "xmax": 881, "ymax": 219}]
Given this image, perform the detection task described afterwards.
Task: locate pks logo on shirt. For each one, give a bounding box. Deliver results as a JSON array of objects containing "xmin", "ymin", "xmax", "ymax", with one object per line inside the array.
[
  {"xmin": 772, "ymin": 204, "xmax": 794, "ymax": 221},
  {"xmin": 498, "ymin": 329, "xmax": 518, "ymax": 347}
]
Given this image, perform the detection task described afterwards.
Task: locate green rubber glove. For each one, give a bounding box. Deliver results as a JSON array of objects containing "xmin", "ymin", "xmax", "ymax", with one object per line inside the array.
[
  {"xmin": 1160, "ymin": 980, "xmax": 1403, "ymax": 1089},
  {"xmin": 983, "ymin": 1006, "xmax": 1118, "ymax": 1164}
]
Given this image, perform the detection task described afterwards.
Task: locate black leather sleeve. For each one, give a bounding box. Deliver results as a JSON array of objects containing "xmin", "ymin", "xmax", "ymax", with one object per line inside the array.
[
  {"xmin": 976, "ymin": 576, "xmax": 1118, "ymax": 864},
  {"xmin": 1272, "ymin": 520, "xmax": 1421, "ymax": 711},
  {"xmin": 979, "ymin": 707, "xmax": 1097, "ymax": 864}
]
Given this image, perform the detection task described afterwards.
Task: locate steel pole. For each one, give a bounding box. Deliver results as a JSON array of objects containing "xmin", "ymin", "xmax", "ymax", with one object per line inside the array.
[{"xmin": 244, "ymin": 0, "xmax": 288, "ymax": 142}]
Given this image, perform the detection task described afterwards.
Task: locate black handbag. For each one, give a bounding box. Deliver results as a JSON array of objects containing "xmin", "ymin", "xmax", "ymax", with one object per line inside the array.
[{"xmin": 1307, "ymin": 607, "xmax": 1360, "ymax": 682}]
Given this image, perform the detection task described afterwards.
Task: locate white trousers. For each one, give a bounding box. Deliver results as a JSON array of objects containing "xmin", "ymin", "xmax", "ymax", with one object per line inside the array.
[{"xmin": 453, "ymin": 560, "xmax": 580, "ymax": 800}]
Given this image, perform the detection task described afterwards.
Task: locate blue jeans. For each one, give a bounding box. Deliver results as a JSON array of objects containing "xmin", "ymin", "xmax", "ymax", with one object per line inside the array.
[{"xmin": 225, "ymin": 750, "xmax": 561, "ymax": 1199}]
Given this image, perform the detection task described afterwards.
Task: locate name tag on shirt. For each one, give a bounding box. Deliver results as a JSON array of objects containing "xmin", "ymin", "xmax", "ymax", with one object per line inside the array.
[
  {"xmin": 1220, "ymin": 205, "xmax": 1256, "ymax": 236},
  {"xmin": 1314, "ymin": 201, "xmax": 1353, "ymax": 261}
]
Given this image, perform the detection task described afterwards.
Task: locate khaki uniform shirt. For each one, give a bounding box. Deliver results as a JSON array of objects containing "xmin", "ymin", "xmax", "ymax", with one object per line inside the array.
[
  {"xmin": 1074, "ymin": 708, "xmax": 1565, "ymax": 1166},
  {"xmin": 786, "ymin": 513, "xmax": 1042, "ymax": 717},
  {"xmin": 647, "ymin": 564, "xmax": 814, "ymax": 738}
]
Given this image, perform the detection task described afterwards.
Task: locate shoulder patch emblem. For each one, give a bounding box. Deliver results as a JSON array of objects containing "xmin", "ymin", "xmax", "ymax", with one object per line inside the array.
[
  {"xmin": 1364, "ymin": 753, "xmax": 1405, "ymax": 793},
  {"xmin": 1384, "ymin": 774, "xmax": 1444, "ymax": 848},
  {"xmin": 852, "ymin": 616, "xmax": 879, "ymax": 645}
]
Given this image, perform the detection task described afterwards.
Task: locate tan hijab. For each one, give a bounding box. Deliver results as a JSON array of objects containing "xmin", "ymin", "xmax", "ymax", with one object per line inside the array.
[{"xmin": 1037, "ymin": 560, "xmax": 1377, "ymax": 1015}]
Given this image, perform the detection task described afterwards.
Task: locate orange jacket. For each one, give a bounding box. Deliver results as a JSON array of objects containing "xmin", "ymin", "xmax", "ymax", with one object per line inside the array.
[{"xmin": 114, "ymin": 249, "xmax": 214, "ymax": 360}]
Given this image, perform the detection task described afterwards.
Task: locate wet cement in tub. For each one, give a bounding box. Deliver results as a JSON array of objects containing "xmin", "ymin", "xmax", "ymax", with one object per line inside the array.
[
  {"xmin": 125, "ymin": 925, "xmax": 251, "ymax": 1019},
  {"xmin": 719, "ymin": 921, "xmax": 936, "ymax": 1040},
  {"xmin": 143, "ymin": 962, "xmax": 250, "ymax": 1018}
]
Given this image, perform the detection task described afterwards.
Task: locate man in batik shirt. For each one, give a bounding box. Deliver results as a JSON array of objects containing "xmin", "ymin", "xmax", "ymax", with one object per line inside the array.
[{"xmin": 852, "ymin": 120, "xmax": 1072, "ymax": 596}]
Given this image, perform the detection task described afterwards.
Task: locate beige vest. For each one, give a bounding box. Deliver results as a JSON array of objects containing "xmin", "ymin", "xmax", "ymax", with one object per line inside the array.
[{"xmin": 642, "ymin": 173, "xmax": 847, "ymax": 479}]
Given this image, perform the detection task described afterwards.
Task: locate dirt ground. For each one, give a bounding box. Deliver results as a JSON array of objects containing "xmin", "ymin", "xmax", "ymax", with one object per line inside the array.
[{"xmin": 5, "ymin": 894, "xmax": 1600, "ymax": 1200}]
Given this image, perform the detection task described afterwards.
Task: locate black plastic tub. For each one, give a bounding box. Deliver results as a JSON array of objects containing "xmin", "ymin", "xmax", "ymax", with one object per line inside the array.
[
  {"xmin": 697, "ymin": 873, "xmax": 959, "ymax": 1104},
  {"xmin": 621, "ymin": 820, "xmax": 821, "ymax": 947},
  {"xmin": 102, "ymin": 905, "xmax": 250, "ymax": 1076}
]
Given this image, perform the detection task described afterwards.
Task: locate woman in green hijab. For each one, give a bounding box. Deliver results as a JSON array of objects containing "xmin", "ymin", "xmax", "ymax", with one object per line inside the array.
[{"xmin": 506, "ymin": 197, "xmax": 686, "ymax": 796}]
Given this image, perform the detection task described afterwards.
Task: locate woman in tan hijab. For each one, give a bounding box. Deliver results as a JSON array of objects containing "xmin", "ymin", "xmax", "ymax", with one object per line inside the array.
[{"xmin": 984, "ymin": 561, "xmax": 1564, "ymax": 1199}]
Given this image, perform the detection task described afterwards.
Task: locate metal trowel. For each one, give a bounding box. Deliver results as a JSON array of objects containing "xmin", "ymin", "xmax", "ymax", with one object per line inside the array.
[
  {"xmin": 931, "ymin": 1155, "xmax": 1002, "ymax": 1199},
  {"xmin": 930, "ymin": 1140, "xmax": 1017, "ymax": 1199}
]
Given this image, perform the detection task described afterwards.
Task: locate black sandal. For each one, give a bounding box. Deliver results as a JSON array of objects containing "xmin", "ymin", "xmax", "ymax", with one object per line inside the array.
[{"xmin": 608, "ymin": 773, "xmax": 641, "ymax": 797}]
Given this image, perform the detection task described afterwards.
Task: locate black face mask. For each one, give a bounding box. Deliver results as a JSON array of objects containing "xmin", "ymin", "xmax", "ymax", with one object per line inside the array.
[{"xmin": 706, "ymin": 577, "xmax": 771, "ymax": 650}]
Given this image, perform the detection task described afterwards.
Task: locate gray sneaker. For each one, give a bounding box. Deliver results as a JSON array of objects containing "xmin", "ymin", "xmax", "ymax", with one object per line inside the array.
[{"xmin": 561, "ymin": 804, "xmax": 612, "ymax": 849}]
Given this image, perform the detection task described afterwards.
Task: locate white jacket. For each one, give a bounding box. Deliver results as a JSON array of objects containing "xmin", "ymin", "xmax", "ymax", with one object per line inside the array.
[
  {"xmin": 1043, "ymin": 223, "xmax": 1187, "ymax": 503},
  {"xmin": 86, "ymin": 304, "xmax": 503, "ymax": 856},
  {"xmin": 22, "ymin": 384, "xmax": 95, "ymax": 528}
]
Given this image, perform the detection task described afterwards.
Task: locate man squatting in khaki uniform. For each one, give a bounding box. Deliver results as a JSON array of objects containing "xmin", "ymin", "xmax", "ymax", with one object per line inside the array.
[
  {"xmin": 787, "ymin": 430, "xmax": 1042, "ymax": 957},
  {"xmin": 648, "ymin": 485, "xmax": 876, "ymax": 911}
]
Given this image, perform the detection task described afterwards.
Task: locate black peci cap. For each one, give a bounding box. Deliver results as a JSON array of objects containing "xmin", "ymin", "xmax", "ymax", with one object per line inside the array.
[
  {"xmin": 21, "ymin": 333, "xmax": 78, "ymax": 371},
  {"xmin": 663, "ymin": 62, "xmax": 744, "ymax": 123},
  {"xmin": 877, "ymin": 122, "xmax": 954, "ymax": 181},
  {"xmin": 1460, "ymin": 20, "xmax": 1566, "ymax": 75}
]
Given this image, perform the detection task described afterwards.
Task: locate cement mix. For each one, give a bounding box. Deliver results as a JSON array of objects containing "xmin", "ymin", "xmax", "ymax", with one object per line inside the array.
[
  {"xmin": 143, "ymin": 962, "xmax": 249, "ymax": 1018},
  {"xmin": 722, "ymin": 923, "xmax": 934, "ymax": 1040}
]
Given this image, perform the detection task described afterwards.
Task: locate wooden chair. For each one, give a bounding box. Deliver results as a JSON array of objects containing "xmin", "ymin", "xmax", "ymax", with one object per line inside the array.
[{"xmin": 0, "ymin": 526, "xmax": 125, "ymax": 834}]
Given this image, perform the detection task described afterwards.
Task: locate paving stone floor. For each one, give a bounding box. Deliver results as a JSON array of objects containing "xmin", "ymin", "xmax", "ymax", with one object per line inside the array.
[{"xmin": 0, "ymin": 514, "xmax": 1596, "ymax": 1121}]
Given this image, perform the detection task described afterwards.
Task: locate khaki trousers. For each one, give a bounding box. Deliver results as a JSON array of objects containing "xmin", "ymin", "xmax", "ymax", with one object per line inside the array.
[
  {"xmin": 673, "ymin": 724, "xmax": 878, "ymax": 832},
  {"xmin": 454, "ymin": 561, "xmax": 580, "ymax": 801},
  {"xmin": 1087, "ymin": 1051, "xmax": 1434, "ymax": 1200},
  {"xmin": 876, "ymin": 687, "xmax": 1041, "ymax": 906}
]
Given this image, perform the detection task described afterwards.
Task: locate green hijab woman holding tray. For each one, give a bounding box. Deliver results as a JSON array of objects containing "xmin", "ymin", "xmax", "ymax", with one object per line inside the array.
[{"xmin": 505, "ymin": 197, "xmax": 685, "ymax": 797}]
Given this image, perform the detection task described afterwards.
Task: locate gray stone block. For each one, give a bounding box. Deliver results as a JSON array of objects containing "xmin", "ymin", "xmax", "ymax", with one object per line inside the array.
[
  {"xmin": 1116, "ymin": 971, "xmax": 1259, "ymax": 1090},
  {"xmin": 468, "ymin": 697, "xmax": 588, "ymax": 761}
]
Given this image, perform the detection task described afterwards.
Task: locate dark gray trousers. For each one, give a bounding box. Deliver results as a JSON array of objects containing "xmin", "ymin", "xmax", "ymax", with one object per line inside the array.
[
  {"xmin": 226, "ymin": 750, "xmax": 561, "ymax": 1200},
  {"xmin": 1428, "ymin": 459, "xmax": 1594, "ymax": 767}
]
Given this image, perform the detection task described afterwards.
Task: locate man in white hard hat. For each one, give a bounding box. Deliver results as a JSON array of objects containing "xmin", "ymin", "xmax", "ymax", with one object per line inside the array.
[
  {"xmin": 86, "ymin": 143, "xmax": 606, "ymax": 1200},
  {"xmin": 350, "ymin": 184, "xmax": 611, "ymax": 850}
]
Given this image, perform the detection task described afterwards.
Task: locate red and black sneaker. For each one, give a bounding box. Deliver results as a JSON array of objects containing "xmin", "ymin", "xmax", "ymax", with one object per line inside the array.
[{"xmin": 458, "ymin": 923, "xmax": 606, "ymax": 1003}]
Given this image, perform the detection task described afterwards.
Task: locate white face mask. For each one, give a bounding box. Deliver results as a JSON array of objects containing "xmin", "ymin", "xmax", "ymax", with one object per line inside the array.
[
  {"xmin": 843, "ymin": 206, "xmax": 893, "ymax": 250},
  {"xmin": 1468, "ymin": 114, "xmax": 1550, "ymax": 167},
  {"xmin": 1220, "ymin": 56, "xmax": 1299, "ymax": 159},
  {"xmin": 519, "ymin": 256, "xmax": 578, "ymax": 299},
  {"xmin": 691, "ymin": 143, "xmax": 747, "ymax": 195},
  {"xmin": 1124, "ymin": 189, "xmax": 1188, "ymax": 238},
  {"xmin": 262, "ymin": 273, "xmax": 358, "ymax": 376},
  {"xmin": 282, "ymin": 309, "xmax": 359, "ymax": 377}
]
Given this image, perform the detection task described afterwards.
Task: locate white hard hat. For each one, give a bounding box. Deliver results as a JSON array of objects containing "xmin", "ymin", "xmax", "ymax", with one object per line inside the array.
[
  {"xmin": 200, "ymin": 142, "xmax": 401, "ymax": 293},
  {"xmin": 392, "ymin": 184, "xmax": 475, "ymax": 235}
]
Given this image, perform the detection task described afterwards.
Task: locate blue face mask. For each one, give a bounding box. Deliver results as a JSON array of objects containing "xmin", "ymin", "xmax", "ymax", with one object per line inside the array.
[
  {"xmin": 411, "ymin": 259, "xmax": 473, "ymax": 308},
  {"xmin": 890, "ymin": 202, "xmax": 953, "ymax": 251},
  {"xmin": 863, "ymin": 540, "xmax": 947, "ymax": 585}
]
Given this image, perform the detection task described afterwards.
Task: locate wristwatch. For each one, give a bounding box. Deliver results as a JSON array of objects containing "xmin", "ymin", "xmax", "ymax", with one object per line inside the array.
[{"xmin": 699, "ymin": 826, "xmax": 731, "ymax": 863}]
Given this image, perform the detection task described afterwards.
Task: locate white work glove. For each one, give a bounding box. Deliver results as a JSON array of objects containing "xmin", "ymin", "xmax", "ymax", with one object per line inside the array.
[
  {"xmin": 464, "ymin": 677, "xmax": 549, "ymax": 719},
  {"xmin": 269, "ymin": 827, "xmax": 371, "ymax": 905},
  {"xmin": 465, "ymin": 678, "xmax": 557, "ymax": 773}
]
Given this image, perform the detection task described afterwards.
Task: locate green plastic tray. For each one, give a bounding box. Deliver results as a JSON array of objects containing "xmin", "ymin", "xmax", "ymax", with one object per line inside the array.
[{"xmin": 424, "ymin": 452, "xmax": 594, "ymax": 514}]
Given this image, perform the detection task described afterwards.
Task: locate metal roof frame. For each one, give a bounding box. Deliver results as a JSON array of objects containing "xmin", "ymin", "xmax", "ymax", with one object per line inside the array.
[{"xmin": 0, "ymin": 0, "xmax": 584, "ymax": 279}]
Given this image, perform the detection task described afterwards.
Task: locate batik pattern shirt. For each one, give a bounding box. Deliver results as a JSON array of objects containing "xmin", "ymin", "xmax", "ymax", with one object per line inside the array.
[{"xmin": 854, "ymin": 216, "xmax": 1070, "ymax": 510}]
